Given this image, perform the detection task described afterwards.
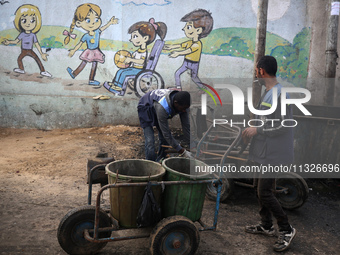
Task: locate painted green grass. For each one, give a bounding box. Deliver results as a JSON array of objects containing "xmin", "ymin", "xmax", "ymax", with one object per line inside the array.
[{"xmin": 200, "ymin": 27, "xmax": 310, "ymax": 87}]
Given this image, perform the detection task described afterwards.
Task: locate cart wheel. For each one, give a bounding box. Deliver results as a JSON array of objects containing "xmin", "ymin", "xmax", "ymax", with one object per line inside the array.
[
  {"xmin": 57, "ymin": 205, "xmax": 112, "ymax": 255},
  {"xmin": 276, "ymin": 173, "xmax": 309, "ymax": 210},
  {"xmin": 134, "ymin": 70, "xmax": 164, "ymax": 98},
  {"xmin": 206, "ymin": 178, "xmax": 234, "ymax": 202},
  {"xmin": 150, "ymin": 216, "xmax": 200, "ymax": 255}
]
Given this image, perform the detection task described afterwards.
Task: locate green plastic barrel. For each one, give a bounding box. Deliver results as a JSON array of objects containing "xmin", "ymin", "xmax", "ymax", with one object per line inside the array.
[
  {"xmin": 161, "ymin": 157, "xmax": 210, "ymax": 221},
  {"xmin": 105, "ymin": 159, "xmax": 165, "ymax": 228}
]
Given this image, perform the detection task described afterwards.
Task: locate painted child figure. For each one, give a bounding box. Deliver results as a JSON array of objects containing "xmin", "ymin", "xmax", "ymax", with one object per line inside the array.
[
  {"xmin": 2, "ymin": 4, "xmax": 52, "ymax": 77},
  {"xmin": 103, "ymin": 18, "xmax": 167, "ymax": 96},
  {"xmin": 65, "ymin": 3, "xmax": 118, "ymax": 87},
  {"xmin": 164, "ymin": 9, "xmax": 213, "ymax": 91}
]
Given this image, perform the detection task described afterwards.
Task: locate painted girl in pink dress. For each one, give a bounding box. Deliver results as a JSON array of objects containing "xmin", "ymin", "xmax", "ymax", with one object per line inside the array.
[{"xmin": 64, "ymin": 3, "xmax": 118, "ymax": 86}]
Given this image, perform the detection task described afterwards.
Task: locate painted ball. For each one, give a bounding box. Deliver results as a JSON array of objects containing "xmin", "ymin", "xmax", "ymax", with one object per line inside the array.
[{"xmin": 114, "ymin": 50, "xmax": 132, "ymax": 69}]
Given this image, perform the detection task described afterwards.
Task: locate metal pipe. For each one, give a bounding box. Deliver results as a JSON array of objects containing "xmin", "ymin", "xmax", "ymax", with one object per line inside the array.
[
  {"xmin": 212, "ymin": 181, "xmax": 222, "ymax": 230},
  {"xmin": 85, "ymin": 229, "xmax": 150, "ymax": 243},
  {"xmin": 252, "ymin": 0, "xmax": 269, "ymax": 112},
  {"xmin": 220, "ymin": 125, "xmax": 243, "ymax": 166},
  {"xmin": 198, "ymin": 179, "xmax": 222, "ymax": 232},
  {"xmin": 88, "ymin": 164, "xmax": 107, "ymax": 205}
]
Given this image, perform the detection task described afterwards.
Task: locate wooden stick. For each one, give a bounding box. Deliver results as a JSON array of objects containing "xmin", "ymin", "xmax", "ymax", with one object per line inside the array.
[
  {"xmin": 201, "ymin": 151, "xmax": 248, "ymax": 162},
  {"xmin": 161, "ymin": 145, "xmax": 173, "ymax": 148}
]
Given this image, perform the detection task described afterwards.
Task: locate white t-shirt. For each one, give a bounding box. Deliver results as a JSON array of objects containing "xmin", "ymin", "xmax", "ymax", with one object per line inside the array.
[{"xmin": 131, "ymin": 48, "xmax": 147, "ymax": 69}]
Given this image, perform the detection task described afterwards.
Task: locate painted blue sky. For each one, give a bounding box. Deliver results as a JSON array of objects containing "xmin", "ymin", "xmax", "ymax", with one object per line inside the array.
[{"xmin": 0, "ymin": 0, "xmax": 306, "ymax": 42}]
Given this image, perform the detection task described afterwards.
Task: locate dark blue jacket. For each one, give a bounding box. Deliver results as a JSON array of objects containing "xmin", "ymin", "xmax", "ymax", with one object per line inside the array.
[{"xmin": 137, "ymin": 89, "xmax": 190, "ymax": 151}]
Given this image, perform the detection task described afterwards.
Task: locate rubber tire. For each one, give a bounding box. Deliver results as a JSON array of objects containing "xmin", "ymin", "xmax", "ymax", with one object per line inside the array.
[
  {"xmin": 150, "ymin": 216, "xmax": 200, "ymax": 255},
  {"xmin": 206, "ymin": 178, "xmax": 235, "ymax": 202},
  {"xmin": 57, "ymin": 205, "xmax": 112, "ymax": 255},
  {"xmin": 134, "ymin": 70, "xmax": 164, "ymax": 98},
  {"xmin": 275, "ymin": 172, "xmax": 309, "ymax": 210}
]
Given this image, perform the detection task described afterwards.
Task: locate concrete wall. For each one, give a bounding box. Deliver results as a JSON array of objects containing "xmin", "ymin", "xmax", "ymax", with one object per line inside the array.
[
  {"xmin": 307, "ymin": 0, "xmax": 340, "ymax": 107},
  {"xmin": 0, "ymin": 0, "xmax": 337, "ymax": 129}
]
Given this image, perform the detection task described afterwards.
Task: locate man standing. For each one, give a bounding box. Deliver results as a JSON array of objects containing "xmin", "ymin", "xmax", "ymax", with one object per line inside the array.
[
  {"xmin": 138, "ymin": 89, "xmax": 192, "ymax": 161},
  {"xmin": 242, "ymin": 56, "xmax": 296, "ymax": 252}
]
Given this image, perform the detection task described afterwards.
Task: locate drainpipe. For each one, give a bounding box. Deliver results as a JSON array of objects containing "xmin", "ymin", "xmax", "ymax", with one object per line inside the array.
[
  {"xmin": 325, "ymin": 0, "xmax": 339, "ymax": 106},
  {"xmin": 252, "ymin": 0, "xmax": 269, "ymax": 113}
]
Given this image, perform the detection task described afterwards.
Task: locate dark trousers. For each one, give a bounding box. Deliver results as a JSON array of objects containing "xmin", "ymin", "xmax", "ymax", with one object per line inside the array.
[
  {"xmin": 255, "ymin": 177, "xmax": 291, "ymax": 231},
  {"xmin": 143, "ymin": 126, "xmax": 168, "ymax": 162}
]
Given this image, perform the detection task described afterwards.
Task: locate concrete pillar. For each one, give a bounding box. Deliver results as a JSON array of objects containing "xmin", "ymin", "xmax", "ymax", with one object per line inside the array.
[{"xmin": 324, "ymin": 0, "xmax": 340, "ymax": 106}]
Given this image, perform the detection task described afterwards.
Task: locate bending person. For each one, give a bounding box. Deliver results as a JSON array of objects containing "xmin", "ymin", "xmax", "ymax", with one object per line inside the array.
[{"xmin": 138, "ymin": 89, "xmax": 192, "ymax": 161}]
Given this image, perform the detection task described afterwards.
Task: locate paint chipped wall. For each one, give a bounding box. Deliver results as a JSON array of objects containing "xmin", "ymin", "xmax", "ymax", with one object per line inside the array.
[{"xmin": 0, "ymin": 0, "xmax": 323, "ymax": 129}]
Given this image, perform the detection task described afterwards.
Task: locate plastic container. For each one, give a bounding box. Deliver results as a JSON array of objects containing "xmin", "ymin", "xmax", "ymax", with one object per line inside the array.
[
  {"xmin": 161, "ymin": 157, "xmax": 210, "ymax": 221},
  {"xmin": 105, "ymin": 159, "xmax": 165, "ymax": 228}
]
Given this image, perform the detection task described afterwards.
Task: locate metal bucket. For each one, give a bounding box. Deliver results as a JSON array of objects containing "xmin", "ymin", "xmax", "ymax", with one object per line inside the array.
[
  {"xmin": 105, "ymin": 159, "xmax": 165, "ymax": 228},
  {"xmin": 161, "ymin": 157, "xmax": 210, "ymax": 221}
]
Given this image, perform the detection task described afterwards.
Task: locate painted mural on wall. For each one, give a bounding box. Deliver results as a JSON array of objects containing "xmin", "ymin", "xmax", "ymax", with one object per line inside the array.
[
  {"xmin": 103, "ymin": 17, "xmax": 167, "ymax": 96},
  {"xmin": 0, "ymin": 0, "xmax": 310, "ymax": 99},
  {"xmin": 64, "ymin": 3, "xmax": 119, "ymax": 87},
  {"xmin": 2, "ymin": 4, "xmax": 52, "ymax": 77},
  {"xmin": 164, "ymin": 9, "xmax": 213, "ymax": 91}
]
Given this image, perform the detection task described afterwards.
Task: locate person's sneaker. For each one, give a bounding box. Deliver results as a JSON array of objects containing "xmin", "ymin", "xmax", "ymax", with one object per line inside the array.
[
  {"xmin": 89, "ymin": 80, "xmax": 101, "ymax": 87},
  {"xmin": 41, "ymin": 71, "xmax": 52, "ymax": 77},
  {"xmin": 273, "ymin": 227, "xmax": 296, "ymax": 252},
  {"xmin": 67, "ymin": 67, "xmax": 75, "ymax": 79},
  {"xmin": 13, "ymin": 68, "xmax": 25, "ymax": 74},
  {"xmin": 245, "ymin": 224, "xmax": 275, "ymax": 237}
]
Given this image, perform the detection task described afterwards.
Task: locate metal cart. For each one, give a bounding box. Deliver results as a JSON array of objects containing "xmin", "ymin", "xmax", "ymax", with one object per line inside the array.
[
  {"xmin": 57, "ymin": 159, "xmax": 222, "ymax": 255},
  {"xmin": 194, "ymin": 119, "xmax": 309, "ymax": 210}
]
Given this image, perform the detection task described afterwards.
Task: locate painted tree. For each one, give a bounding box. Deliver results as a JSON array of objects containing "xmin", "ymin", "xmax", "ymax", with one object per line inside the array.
[{"xmin": 213, "ymin": 37, "xmax": 253, "ymax": 60}]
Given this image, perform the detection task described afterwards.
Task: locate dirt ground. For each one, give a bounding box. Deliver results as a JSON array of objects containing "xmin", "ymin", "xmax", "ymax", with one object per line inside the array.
[{"xmin": 0, "ymin": 126, "xmax": 339, "ymax": 255}]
